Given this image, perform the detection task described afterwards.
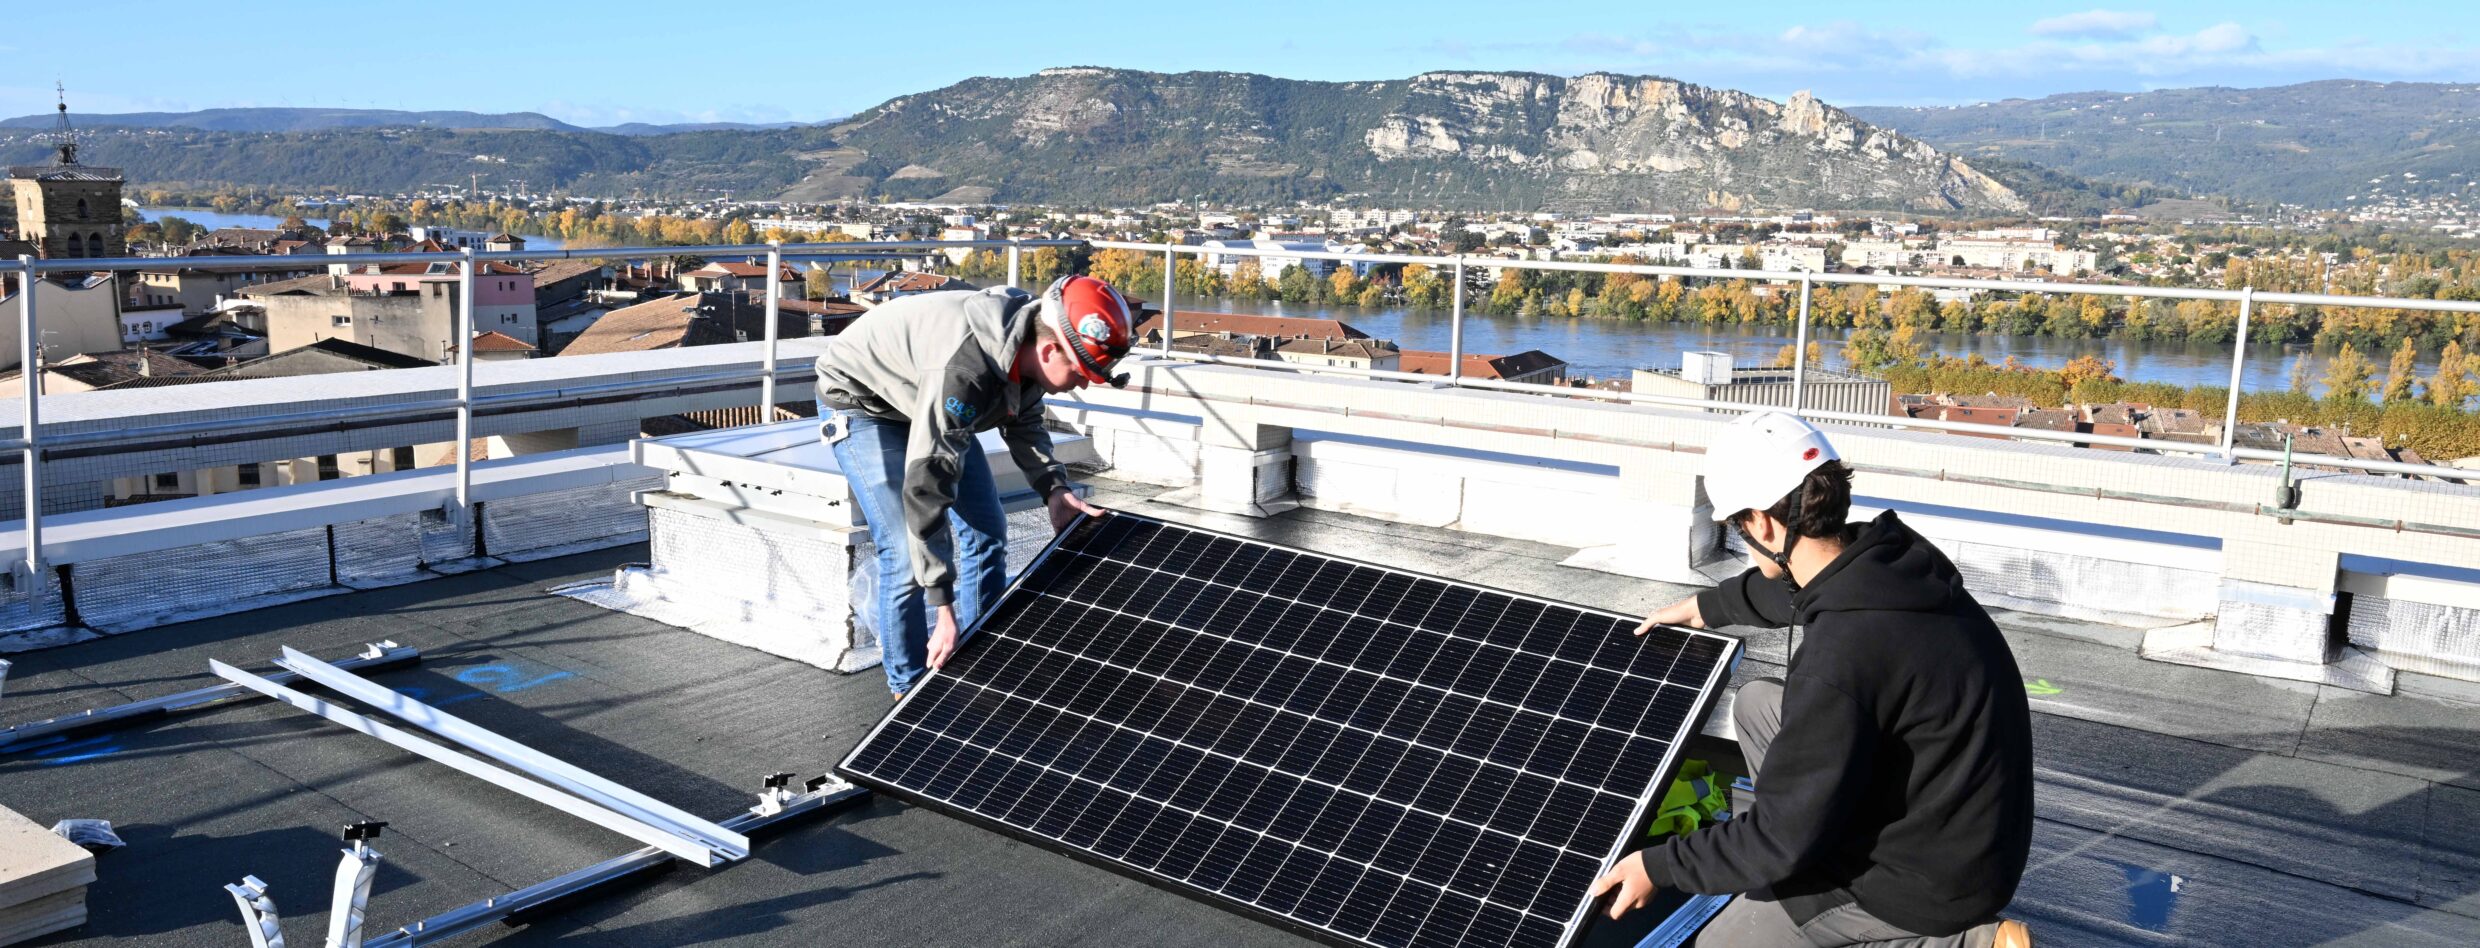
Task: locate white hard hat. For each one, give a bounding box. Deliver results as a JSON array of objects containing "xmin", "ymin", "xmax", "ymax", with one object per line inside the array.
[{"xmin": 1704, "ymin": 411, "xmax": 1839, "ymax": 521}]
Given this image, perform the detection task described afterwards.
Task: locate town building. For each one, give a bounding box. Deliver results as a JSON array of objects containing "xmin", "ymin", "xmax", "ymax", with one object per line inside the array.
[
  {"xmin": 6, "ymin": 98, "xmax": 125, "ymax": 260},
  {"xmin": 0, "ymin": 272, "xmax": 128, "ymax": 369},
  {"xmin": 133, "ymin": 261, "xmax": 323, "ymax": 314},
  {"xmin": 1133, "ymin": 311, "xmax": 1367, "ymax": 343},
  {"xmin": 681, "ymin": 261, "xmax": 804, "ymax": 298},
  {"xmin": 1272, "ymin": 337, "xmax": 1401, "ymax": 372},
  {"xmin": 120, "ymin": 302, "xmax": 186, "ymax": 345},
  {"xmin": 1630, "ymin": 352, "xmax": 1890, "ymax": 418},
  {"xmin": 335, "ymin": 261, "xmax": 541, "ymax": 348},
  {"xmin": 852, "ymin": 271, "xmax": 974, "ymax": 306},
  {"xmin": 0, "ymin": 348, "xmax": 207, "ymax": 397},
  {"xmin": 557, "ymin": 292, "xmax": 803, "ymax": 357},
  {"xmin": 452, "ymin": 331, "xmax": 537, "ymax": 362},
  {"xmin": 1398, "ymin": 349, "xmax": 1569, "ymax": 385}
]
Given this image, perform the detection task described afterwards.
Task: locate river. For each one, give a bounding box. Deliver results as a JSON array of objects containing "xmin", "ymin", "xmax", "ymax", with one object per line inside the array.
[{"xmin": 1200, "ymin": 298, "xmax": 2444, "ymax": 399}]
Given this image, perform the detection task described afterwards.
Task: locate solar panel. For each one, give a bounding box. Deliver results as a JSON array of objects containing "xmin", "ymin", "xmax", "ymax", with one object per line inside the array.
[{"xmin": 837, "ymin": 513, "xmax": 1739, "ymax": 948}]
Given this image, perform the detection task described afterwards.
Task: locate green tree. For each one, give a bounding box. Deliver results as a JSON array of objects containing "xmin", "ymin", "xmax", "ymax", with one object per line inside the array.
[{"xmin": 1276, "ymin": 265, "xmax": 1315, "ymax": 305}]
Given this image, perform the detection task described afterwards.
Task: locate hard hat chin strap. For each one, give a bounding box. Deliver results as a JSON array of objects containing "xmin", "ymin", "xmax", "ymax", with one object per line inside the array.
[{"xmin": 1738, "ymin": 494, "xmax": 1805, "ymax": 593}]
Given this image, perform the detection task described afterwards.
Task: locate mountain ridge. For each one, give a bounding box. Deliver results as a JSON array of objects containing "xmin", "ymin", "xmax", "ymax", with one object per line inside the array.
[
  {"xmin": 0, "ymin": 107, "xmax": 823, "ymax": 137},
  {"xmin": 2, "ymin": 70, "xmax": 2109, "ymax": 213},
  {"xmin": 1848, "ymin": 79, "xmax": 2480, "ymax": 207}
]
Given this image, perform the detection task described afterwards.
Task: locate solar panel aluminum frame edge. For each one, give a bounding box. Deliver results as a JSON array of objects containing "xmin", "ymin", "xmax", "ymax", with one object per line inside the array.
[
  {"xmin": 833, "ymin": 508, "xmax": 1104, "ymax": 779},
  {"xmin": 1560, "ymin": 628, "xmax": 1740, "ymax": 948},
  {"xmin": 834, "ymin": 510, "xmax": 1745, "ymax": 948}
]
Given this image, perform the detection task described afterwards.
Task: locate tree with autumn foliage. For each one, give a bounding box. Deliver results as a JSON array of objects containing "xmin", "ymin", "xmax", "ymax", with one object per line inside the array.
[
  {"xmin": 2058, "ymin": 354, "xmax": 2120, "ymax": 388},
  {"xmin": 2322, "ymin": 341, "xmax": 2376, "ymax": 402},
  {"xmin": 1770, "ymin": 341, "xmax": 1825, "ymax": 368},
  {"xmin": 2433, "ymin": 341, "xmax": 2478, "ymax": 409},
  {"xmin": 2384, "ymin": 338, "xmax": 2422, "ymax": 402}
]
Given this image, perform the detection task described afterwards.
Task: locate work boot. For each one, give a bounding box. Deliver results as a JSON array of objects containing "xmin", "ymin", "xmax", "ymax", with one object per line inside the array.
[{"xmin": 1994, "ymin": 918, "xmax": 2032, "ymax": 948}]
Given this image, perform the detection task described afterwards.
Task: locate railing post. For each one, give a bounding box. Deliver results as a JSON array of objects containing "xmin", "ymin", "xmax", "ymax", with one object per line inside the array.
[
  {"xmin": 1791, "ymin": 272, "xmax": 1813, "ymax": 411},
  {"xmin": 14, "ymin": 255, "xmax": 40, "ymax": 605},
  {"xmin": 762, "ymin": 240, "xmax": 782, "ymax": 413},
  {"xmin": 1006, "ymin": 240, "xmax": 1022, "ymax": 288},
  {"xmin": 1448, "ymin": 256, "xmax": 1466, "ymax": 382},
  {"xmin": 455, "ymin": 248, "xmax": 477, "ymax": 509},
  {"xmin": 2218, "ymin": 286, "xmax": 2255, "ymax": 463},
  {"xmin": 1160, "ymin": 244, "xmax": 1176, "ymax": 356}
]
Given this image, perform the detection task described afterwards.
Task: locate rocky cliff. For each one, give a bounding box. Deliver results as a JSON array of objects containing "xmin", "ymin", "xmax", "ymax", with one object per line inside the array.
[{"xmin": 822, "ymin": 68, "xmax": 2028, "ymax": 213}]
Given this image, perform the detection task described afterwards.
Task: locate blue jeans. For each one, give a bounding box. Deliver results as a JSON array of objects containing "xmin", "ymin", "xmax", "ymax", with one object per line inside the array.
[{"xmin": 827, "ymin": 409, "xmax": 1009, "ymax": 695}]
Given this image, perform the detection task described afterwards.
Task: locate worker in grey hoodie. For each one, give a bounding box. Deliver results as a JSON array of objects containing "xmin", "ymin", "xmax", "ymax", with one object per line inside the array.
[{"xmin": 814, "ymin": 274, "xmax": 1134, "ymax": 696}]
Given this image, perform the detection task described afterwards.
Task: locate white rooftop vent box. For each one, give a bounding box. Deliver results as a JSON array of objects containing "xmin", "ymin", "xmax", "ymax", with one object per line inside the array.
[
  {"xmin": 561, "ymin": 419, "xmax": 1096, "ymax": 674},
  {"xmin": 1683, "ymin": 350, "xmax": 1734, "ymax": 386}
]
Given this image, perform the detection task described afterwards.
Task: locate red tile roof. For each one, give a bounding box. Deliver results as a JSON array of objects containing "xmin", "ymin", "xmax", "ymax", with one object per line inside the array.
[
  {"xmin": 1398, "ymin": 349, "xmax": 1566, "ymax": 380},
  {"xmin": 1132, "ymin": 311, "xmax": 1368, "ymax": 341},
  {"xmin": 557, "ymin": 295, "xmax": 737, "ymax": 356},
  {"xmin": 855, "ymin": 271, "xmax": 970, "ymax": 294},
  {"xmin": 459, "ymin": 331, "xmax": 536, "ymax": 353},
  {"xmin": 696, "ymin": 262, "xmax": 802, "ymax": 280}
]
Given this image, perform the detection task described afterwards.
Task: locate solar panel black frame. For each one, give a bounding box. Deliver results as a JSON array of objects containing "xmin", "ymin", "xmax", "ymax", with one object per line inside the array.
[{"xmin": 836, "ymin": 512, "xmax": 1740, "ymax": 948}]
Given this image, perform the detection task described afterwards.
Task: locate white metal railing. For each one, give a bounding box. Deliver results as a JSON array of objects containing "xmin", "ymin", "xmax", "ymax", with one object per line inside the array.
[
  {"xmin": 1, "ymin": 238, "xmax": 1077, "ymax": 594},
  {"xmin": 1087, "ymin": 238, "xmax": 2480, "ymax": 481},
  {"xmin": 5, "ymin": 235, "xmax": 2476, "ymax": 602}
]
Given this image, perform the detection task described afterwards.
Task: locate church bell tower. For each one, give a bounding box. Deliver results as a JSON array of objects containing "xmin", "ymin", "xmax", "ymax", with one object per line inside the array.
[{"xmin": 8, "ymin": 84, "xmax": 127, "ymax": 260}]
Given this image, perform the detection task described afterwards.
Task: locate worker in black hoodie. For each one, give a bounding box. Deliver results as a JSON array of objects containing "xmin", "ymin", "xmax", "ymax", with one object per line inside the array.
[{"xmin": 1590, "ymin": 412, "xmax": 2036, "ymax": 947}]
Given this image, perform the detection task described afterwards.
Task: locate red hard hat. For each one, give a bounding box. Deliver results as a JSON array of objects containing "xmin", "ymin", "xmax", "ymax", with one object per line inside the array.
[{"xmin": 1044, "ymin": 274, "xmax": 1133, "ymax": 385}]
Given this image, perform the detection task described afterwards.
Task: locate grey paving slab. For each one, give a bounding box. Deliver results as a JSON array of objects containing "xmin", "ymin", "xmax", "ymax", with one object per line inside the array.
[
  {"xmin": 2427, "ymin": 784, "xmax": 2480, "ymax": 918},
  {"xmin": 2002, "ymin": 625, "xmax": 2320, "ymax": 755},
  {"xmin": 522, "ymin": 795, "xmax": 1309, "ymax": 948},
  {"xmin": 2030, "ymin": 713, "xmax": 2433, "ymax": 903},
  {"xmin": 2, "ymin": 722, "xmax": 530, "ymax": 948},
  {"xmin": 2297, "ymin": 687, "xmax": 2480, "ymax": 791},
  {"xmin": 2012, "ymin": 819, "xmax": 2480, "ymax": 947},
  {"xmin": 491, "ymin": 545, "xmax": 643, "ymax": 588},
  {"xmin": 1989, "ymin": 607, "xmax": 2150, "ymax": 650},
  {"xmin": 203, "ymin": 696, "xmax": 655, "ymax": 892},
  {"xmin": 60, "ymin": 793, "xmax": 527, "ymax": 948},
  {"xmin": 27, "ymin": 488, "xmax": 2480, "ymax": 947}
]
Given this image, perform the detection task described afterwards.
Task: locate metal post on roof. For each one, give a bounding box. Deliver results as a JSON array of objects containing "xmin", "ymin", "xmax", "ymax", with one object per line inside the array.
[
  {"xmin": 1006, "ymin": 239, "xmax": 1022, "ymax": 288},
  {"xmin": 2218, "ymin": 286, "xmax": 2255, "ymax": 463},
  {"xmin": 14, "ymin": 255, "xmax": 40, "ymax": 607},
  {"xmin": 455, "ymin": 247, "xmax": 476, "ymax": 508},
  {"xmin": 1160, "ymin": 244, "xmax": 1176, "ymax": 356},
  {"xmin": 1448, "ymin": 256, "xmax": 1466, "ymax": 382},
  {"xmin": 762, "ymin": 240, "xmax": 782, "ymax": 413},
  {"xmin": 1791, "ymin": 272, "xmax": 1813, "ymax": 411}
]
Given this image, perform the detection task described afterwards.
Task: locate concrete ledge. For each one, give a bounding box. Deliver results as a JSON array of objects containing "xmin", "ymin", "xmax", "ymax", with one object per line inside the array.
[{"xmin": 0, "ymin": 445, "xmax": 651, "ymax": 567}]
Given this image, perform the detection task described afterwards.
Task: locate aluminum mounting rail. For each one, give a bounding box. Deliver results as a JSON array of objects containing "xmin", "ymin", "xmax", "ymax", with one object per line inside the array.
[
  {"xmin": 270, "ymin": 646, "xmax": 749, "ymax": 861},
  {"xmin": 0, "ymin": 642, "xmax": 420, "ymax": 755},
  {"xmin": 360, "ymin": 777, "xmax": 869, "ymax": 947},
  {"xmin": 210, "ymin": 660, "xmax": 735, "ymax": 866}
]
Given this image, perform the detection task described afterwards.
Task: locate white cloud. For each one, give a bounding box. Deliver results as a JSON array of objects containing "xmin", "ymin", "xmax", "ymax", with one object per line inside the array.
[{"xmin": 2029, "ymin": 10, "xmax": 2160, "ymax": 40}]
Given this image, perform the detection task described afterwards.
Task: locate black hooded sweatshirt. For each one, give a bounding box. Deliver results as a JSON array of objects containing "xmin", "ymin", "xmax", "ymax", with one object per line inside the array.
[{"xmin": 1637, "ymin": 510, "xmax": 2034, "ymax": 936}]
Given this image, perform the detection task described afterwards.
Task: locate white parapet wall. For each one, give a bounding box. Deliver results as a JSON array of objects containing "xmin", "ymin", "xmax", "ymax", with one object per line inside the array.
[
  {"xmin": 0, "ymin": 445, "xmax": 663, "ymax": 650},
  {"xmin": 1047, "ymin": 358, "xmax": 2480, "ymax": 688}
]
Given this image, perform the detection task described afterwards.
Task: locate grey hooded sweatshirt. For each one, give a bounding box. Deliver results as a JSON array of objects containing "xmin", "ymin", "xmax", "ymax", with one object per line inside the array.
[{"xmin": 812, "ymin": 287, "xmax": 1071, "ymax": 607}]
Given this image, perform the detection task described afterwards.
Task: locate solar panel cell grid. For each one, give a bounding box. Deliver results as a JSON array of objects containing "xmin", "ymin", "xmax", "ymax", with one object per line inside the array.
[{"xmin": 840, "ymin": 513, "xmax": 1737, "ymax": 948}]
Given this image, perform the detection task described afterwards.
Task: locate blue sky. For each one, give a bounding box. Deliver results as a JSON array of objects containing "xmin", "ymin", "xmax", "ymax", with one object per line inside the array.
[{"xmin": 7, "ymin": 1, "xmax": 2478, "ymax": 125}]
